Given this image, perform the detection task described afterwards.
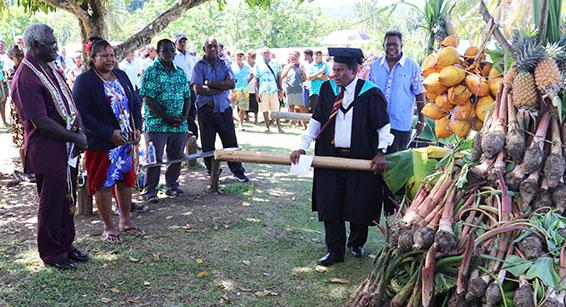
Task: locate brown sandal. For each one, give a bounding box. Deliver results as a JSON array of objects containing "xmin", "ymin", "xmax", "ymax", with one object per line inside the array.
[
  {"xmin": 120, "ymin": 226, "xmax": 146, "ymax": 237},
  {"xmin": 102, "ymin": 232, "xmax": 123, "ymax": 244}
]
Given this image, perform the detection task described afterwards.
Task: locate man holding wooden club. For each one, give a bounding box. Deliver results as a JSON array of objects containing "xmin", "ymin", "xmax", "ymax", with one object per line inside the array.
[{"xmin": 290, "ymin": 48, "xmax": 393, "ymax": 266}]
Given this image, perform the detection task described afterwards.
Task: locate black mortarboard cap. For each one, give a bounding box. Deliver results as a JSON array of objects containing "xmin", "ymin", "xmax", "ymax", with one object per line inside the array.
[{"xmin": 328, "ymin": 47, "xmax": 364, "ymax": 65}]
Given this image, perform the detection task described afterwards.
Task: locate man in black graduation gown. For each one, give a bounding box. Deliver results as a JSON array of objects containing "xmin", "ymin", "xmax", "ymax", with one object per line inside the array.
[{"xmin": 290, "ymin": 48, "xmax": 393, "ymax": 266}]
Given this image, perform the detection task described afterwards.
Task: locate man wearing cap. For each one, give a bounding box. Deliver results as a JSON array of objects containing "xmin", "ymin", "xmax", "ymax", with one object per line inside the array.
[
  {"xmin": 231, "ymin": 50, "xmax": 253, "ymax": 130},
  {"xmin": 174, "ymin": 34, "xmax": 199, "ymax": 139},
  {"xmin": 290, "ymin": 47, "xmax": 393, "ymax": 266}
]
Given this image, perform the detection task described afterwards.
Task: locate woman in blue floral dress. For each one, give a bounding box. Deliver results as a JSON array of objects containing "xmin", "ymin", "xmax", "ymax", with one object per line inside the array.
[{"xmin": 73, "ymin": 38, "xmax": 144, "ymax": 243}]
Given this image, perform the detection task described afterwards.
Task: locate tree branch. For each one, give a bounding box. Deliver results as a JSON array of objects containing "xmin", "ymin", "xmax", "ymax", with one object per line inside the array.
[
  {"xmin": 114, "ymin": 0, "xmax": 209, "ymax": 60},
  {"xmin": 40, "ymin": 0, "xmax": 90, "ymax": 24},
  {"xmin": 535, "ymin": 0, "xmax": 548, "ymax": 44},
  {"xmin": 479, "ymin": 0, "xmax": 512, "ymax": 54}
]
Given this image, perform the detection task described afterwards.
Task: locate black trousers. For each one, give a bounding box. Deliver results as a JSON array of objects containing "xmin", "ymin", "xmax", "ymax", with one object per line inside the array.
[
  {"xmin": 188, "ymin": 89, "xmax": 199, "ymax": 139},
  {"xmin": 322, "ymin": 152, "xmax": 368, "ymax": 256},
  {"xmin": 382, "ymin": 129, "xmax": 412, "ymax": 215},
  {"xmin": 197, "ymin": 104, "xmax": 245, "ymax": 176},
  {"xmin": 324, "ymin": 220, "xmax": 368, "ymax": 256}
]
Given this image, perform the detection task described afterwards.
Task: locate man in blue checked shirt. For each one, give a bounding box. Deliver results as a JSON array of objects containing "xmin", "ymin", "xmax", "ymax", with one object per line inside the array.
[
  {"xmin": 192, "ymin": 37, "xmax": 249, "ymax": 182},
  {"xmin": 368, "ymin": 30, "xmax": 426, "ymax": 153}
]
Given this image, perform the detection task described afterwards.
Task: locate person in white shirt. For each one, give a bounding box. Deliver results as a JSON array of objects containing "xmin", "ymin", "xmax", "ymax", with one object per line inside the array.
[
  {"xmin": 173, "ymin": 34, "xmax": 196, "ymax": 85},
  {"xmin": 290, "ymin": 47, "xmax": 392, "ymax": 267},
  {"xmin": 119, "ymin": 52, "xmax": 141, "ymax": 90},
  {"xmin": 173, "ymin": 33, "xmax": 198, "ymax": 139},
  {"xmin": 140, "ymin": 45, "xmax": 157, "ymax": 76}
]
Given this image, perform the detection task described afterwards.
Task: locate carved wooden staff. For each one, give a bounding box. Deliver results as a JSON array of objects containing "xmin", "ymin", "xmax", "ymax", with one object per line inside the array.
[{"xmin": 210, "ymin": 149, "xmax": 376, "ymax": 192}]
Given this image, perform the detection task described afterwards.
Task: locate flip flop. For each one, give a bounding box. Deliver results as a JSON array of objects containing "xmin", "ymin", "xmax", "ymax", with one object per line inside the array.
[
  {"xmin": 102, "ymin": 232, "xmax": 123, "ymax": 244},
  {"xmin": 120, "ymin": 226, "xmax": 146, "ymax": 237}
]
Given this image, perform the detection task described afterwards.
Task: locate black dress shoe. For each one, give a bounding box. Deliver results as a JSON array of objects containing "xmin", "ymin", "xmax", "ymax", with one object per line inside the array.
[
  {"xmin": 68, "ymin": 247, "xmax": 89, "ymax": 263},
  {"xmin": 47, "ymin": 259, "xmax": 76, "ymax": 270},
  {"xmin": 350, "ymin": 246, "xmax": 365, "ymax": 258},
  {"xmin": 317, "ymin": 252, "xmax": 344, "ymax": 266}
]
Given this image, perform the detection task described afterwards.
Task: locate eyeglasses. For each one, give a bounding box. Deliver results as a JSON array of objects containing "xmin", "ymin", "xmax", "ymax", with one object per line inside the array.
[{"xmin": 37, "ymin": 41, "xmax": 58, "ymax": 49}]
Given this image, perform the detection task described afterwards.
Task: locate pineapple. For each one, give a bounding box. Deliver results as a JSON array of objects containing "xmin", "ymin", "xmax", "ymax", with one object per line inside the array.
[
  {"xmin": 504, "ymin": 66, "xmax": 517, "ymax": 88},
  {"xmin": 537, "ymin": 43, "xmax": 565, "ymax": 92},
  {"xmin": 511, "ymin": 31, "xmax": 545, "ymax": 111},
  {"xmin": 538, "ymin": 41, "xmax": 566, "ymax": 119}
]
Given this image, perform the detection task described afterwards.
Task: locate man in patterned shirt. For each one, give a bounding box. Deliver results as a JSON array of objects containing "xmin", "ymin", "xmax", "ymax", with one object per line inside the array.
[
  {"xmin": 140, "ymin": 39, "xmax": 191, "ymax": 202},
  {"xmin": 254, "ymin": 47, "xmax": 284, "ymax": 133}
]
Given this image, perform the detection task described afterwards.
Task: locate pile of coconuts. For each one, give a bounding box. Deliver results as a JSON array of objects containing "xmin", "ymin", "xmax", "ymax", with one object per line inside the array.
[{"xmin": 348, "ymin": 44, "xmax": 566, "ymax": 307}]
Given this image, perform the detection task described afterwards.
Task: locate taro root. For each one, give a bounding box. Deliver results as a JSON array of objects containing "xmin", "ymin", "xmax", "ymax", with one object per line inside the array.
[
  {"xmin": 524, "ymin": 112, "xmax": 551, "ymax": 174},
  {"xmin": 519, "ymin": 170, "xmax": 540, "ymax": 213},
  {"xmin": 543, "ymin": 118, "xmax": 566, "ymax": 189},
  {"xmin": 518, "ymin": 235, "xmax": 544, "ymax": 259},
  {"xmin": 397, "ymin": 226, "xmax": 416, "ymax": 254},
  {"xmin": 513, "ymin": 276, "xmax": 535, "ymax": 307},
  {"xmin": 471, "ymin": 132, "xmax": 483, "ymax": 161},
  {"xmin": 481, "ymin": 86, "xmax": 507, "ymax": 159},
  {"xmin": 388, "ymin": 221, "xmax": 401, "ymax": 250},
  {"xmin": 468, "ymin": 158, "xmax": 495, "ymax": 184},
  {"xmin": 485, "ymin": 282, "xmax": 502, "ymax": 306},
  {"xmin": 506, "ymin": 163, "xmax": 525, "ymax": 191},
  {"xmin": 506, "ymin": 93, "xmax": 526, "ymax": 164},
  {"xmin": 413, "ymin": 226, "xmax": 435, "ymax": 250},
  {"xmin": 533, "ymin": 184, "xmax": 553, "ymax": 210},
  {"xmin": 552, "ymin": 183, "xmax": 566, "ymax": 214},
  {"xmin": 465, "ymin": 273, "xmax": 489, "ymax": 302},
  {"xmin": 435, "ymin": 189, "xmax": 458, "ymax": 254},
  {"xmin": 540, "ymin": 297, "xmax": 563, "ymax": 307}
]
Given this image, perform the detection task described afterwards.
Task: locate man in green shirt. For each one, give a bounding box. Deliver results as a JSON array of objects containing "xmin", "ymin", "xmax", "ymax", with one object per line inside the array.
[{"xmin": 140, "ymin": 39, "xmax": 191, "ymax": 202}]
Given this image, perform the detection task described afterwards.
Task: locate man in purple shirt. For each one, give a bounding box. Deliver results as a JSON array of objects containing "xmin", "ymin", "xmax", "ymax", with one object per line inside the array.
[{"xmin": 11, "ymin": 23, "xmax": 88, "ymax": 270}]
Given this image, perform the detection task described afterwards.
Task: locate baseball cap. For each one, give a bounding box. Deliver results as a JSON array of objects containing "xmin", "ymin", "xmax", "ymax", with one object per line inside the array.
[{"xmin": 175, "ymin": 34, "xmax": 188, "ymax": 42}]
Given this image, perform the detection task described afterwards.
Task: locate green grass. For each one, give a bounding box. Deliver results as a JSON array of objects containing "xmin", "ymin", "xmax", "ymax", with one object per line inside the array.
[{"xmin": 0, "ymin": 125, "xmax": 384, "ymax": 306}]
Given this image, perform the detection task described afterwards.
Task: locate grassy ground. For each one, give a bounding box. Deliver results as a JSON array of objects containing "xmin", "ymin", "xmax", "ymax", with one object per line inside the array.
[{"xmin": 0, "ymin": 123, "xmax": 384, "ymax": 306}]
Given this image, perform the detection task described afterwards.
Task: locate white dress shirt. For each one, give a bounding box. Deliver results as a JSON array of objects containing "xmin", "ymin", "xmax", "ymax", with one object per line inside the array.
[
  {"xmin": 299, "ymin": 77, "xmax": 394, "ymax": 151},
  {"xmin": 119, "ymin": 59, "xmax": 141, "ymax": 89},
  {"xmin": 174, "ymin": 50, "xmax": 196, "ymax": 83}
]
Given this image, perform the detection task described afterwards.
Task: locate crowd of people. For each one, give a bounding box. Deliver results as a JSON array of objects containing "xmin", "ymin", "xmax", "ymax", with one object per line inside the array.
[{"xmin": 4, "ymin": 22, "xmax": 426, "ymax": 270}]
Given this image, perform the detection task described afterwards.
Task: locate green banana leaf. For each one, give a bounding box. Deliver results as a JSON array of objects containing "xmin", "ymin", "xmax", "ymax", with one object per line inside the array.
[{"xmin": 383, "ymin": 148, "xmax": 438, "ymax": 198}]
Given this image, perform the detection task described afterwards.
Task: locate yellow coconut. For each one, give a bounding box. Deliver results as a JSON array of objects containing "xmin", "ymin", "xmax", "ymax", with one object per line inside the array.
[
  {"xmin": 423, "ymin": 73, "xmax": 448, "ymax": 96},
  {"xmin": 421, "ymin": 54, "xmax": 437, "ymax": 72},
  {"xmin": 436, "ymin": 47, "xmax": 460, "ymax": 66},
  {"xmin": 488, "ymin": 67, "xmax": 503, "ymax": 79},
  {"xmin": 435, "ymin": 116, "xmax": 453, "ymax": 139},
  {"xmin": 451, "ymin": 100, "xmax": 475, "ymax": 121},
  {"xmin": 480, "ymin": 61, "xmax": 493, "ymax": 77},
  {"xmin": 424, "ymin": 90, "xmax": 438, "ymax": 102},
  {"xmin": 423, "ymin": 65, "xmax": 443, "ymax": 78},
  {"xmin": 441, "ymin": 35, "xmax": 459, "ymax": 48},
  {"xmin": 475, "ymin": 95, "xmax": 495, "ymax": 122},
  {"xmin": 447, "ymin": 85, "xmax": 472, "ymax": 105},
  {"xmin": 488, "ymin": 78, "xmax": 503, "ymax": 97},
  {"xmin": 464, "ymin": 46, "xmax": 481, "ymax": 59},
  {"xmin": 472, "ymin": 119, "xmax": 484, "ymax": 131},
  {"xmin": 422, "ymin": 103, "xmax": 446, "ymax": 120},
  {"xmin": 465, "ymin": 75, "xmax": 490, "ymax": 97},
  {"xmin": 450, "ymin": 118, "xmax": 472, "ymax": 138},
  {"xmin": 435, "ymin": 94, "xmax": 454, "ymax": 112},
  {"xmin": 439, "ymin": 65, "xmax": 466, "ymax": 87}
]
